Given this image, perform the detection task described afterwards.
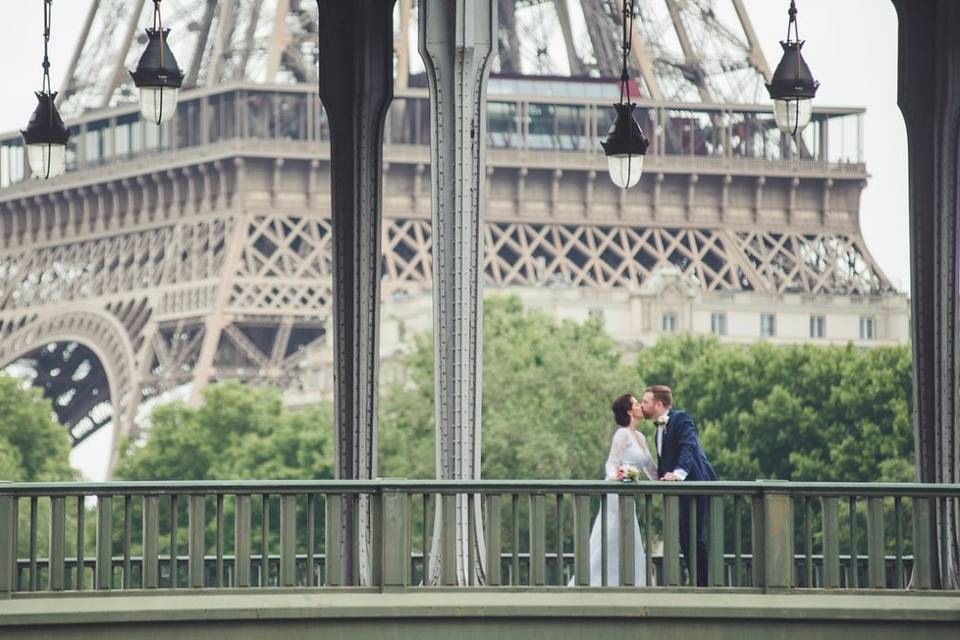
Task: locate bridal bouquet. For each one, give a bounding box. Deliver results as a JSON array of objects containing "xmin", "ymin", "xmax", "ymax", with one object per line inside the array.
[{"xmin": 616, "ymin": 463, "xmax": 642, "ymax": 482}]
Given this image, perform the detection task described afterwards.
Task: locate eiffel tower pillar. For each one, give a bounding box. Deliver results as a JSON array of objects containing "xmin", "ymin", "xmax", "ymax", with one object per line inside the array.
[
  {"xmin": 419, "ymin": 0, "xmax": 496, "ymax": 586},
  {"xmin": 318, "ymin": 0, "xmax": 395, "ymax": 586}
]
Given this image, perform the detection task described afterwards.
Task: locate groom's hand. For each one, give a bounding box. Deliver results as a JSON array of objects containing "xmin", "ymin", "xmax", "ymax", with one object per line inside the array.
[{"xmin": 661, "ymin": 472, "xmax": 680, "ymax": 481}]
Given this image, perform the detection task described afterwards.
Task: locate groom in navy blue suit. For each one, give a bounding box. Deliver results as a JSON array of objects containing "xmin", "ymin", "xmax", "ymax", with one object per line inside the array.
[{"xmin": 640, "ymin": 385, "xmax": 717, "ymax": 587}]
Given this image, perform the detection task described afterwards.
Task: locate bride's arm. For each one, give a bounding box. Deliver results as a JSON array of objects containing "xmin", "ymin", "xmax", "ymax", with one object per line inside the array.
[
  {"xmin": 604, "ymin": 429, "xmax": 629, "ymax": 480},
  {"xmin": 636, "ymin": 433, "xmax": 658, "ymax": 481}
]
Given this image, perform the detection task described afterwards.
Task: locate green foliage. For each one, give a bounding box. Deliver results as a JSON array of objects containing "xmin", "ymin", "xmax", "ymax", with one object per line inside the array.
[
  {"xmin": 117, "ymin": 382, "xmax": 335, "ymax": 481},
  {"xmin": 635, "ymin": 335, "xmax": 914, "ymax": 482},
  {"xmin": 380, "ymin": 296, "xmax": 637, "ymax": 479},
  {"xmin": 0, "ymin": 375, "xmax": 75, "ymax": 481}
]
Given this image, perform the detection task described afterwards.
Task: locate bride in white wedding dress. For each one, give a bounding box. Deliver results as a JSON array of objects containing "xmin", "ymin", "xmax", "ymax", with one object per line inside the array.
[{"xmin": 572, "ymin": 394, "xmax": 658, "ymax": 586}]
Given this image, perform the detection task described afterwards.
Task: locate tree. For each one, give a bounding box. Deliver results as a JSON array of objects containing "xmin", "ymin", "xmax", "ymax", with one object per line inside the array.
[
  {"xmin": 117, "ymin": 382, "xmax": 335, "ymax": 480},
  {"xmin": 0, "ymin": 375, "xmax": 75, "ymax": 481},
  {"xmin": 379, "ymin": 296, "xmax": 639, "ymax": 479}
]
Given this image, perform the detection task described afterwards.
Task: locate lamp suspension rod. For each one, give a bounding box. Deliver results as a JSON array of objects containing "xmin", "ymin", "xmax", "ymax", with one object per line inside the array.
[
  {"xmin": 154, "ymin": 0, "xmax": 165, "ymax": 68},
  {"xmin": 41, "ymin": 0, "xmax": 52, "ymax": 94},
  {"xmin": 619, "ymin": 0, "xmax": 635, "ymax": 104},
  {"xmin": 786, "ymin": 0, "xmax": 799, "ymax": 43}
]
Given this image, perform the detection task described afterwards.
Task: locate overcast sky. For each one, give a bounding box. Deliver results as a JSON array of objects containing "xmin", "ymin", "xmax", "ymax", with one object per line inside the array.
[{"xmin": 0, "ymin": 1, "xmax": 910, "ymax": 479}]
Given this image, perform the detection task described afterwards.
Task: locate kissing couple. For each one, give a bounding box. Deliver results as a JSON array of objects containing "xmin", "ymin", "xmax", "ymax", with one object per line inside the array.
[{"xmin": 575, "ymin": 385, "xmax": 717, "ymax": 587}]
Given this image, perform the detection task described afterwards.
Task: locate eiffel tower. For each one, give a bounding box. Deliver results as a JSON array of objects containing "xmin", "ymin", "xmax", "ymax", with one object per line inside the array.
[{"xmin": 0, "ymin": 0, "xmax": 899, "ymax": 472}]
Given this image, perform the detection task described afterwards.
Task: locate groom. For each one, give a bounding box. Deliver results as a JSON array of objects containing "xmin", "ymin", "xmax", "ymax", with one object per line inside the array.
[{"xmin": 640, "ymin": 385, "xmax": 717, "ymax": 587}]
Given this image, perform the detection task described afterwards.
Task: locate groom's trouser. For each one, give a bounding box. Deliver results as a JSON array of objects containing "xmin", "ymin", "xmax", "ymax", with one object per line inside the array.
[{"xmin": 679, "ymin": 495, "xmax": 709, "ymax": 587}]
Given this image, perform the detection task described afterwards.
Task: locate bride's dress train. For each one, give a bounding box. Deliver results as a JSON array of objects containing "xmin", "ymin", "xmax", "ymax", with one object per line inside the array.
[{"xmin": 571, "ymin": 427, "xmax": 657, "ymax": 586}]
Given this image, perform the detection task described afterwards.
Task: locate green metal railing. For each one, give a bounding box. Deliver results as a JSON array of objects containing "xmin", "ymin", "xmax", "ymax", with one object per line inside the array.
[{"xmin": 1, "ymin": 480, "xmax": 956, "ymax": 596}]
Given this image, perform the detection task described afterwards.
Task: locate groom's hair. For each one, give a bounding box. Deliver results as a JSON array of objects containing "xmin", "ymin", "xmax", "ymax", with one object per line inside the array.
[
  {"xmin": 612, "ymin": 394, "xmax": 633, "ymax": 427},
  {"xmin": 644, "ymin": 385, "xmax": 673, "ymax": 407}
]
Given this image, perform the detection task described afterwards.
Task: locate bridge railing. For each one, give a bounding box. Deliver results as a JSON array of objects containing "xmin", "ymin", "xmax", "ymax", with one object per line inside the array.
[{"xmin": 1, "ymin": 480, "xmax": 955, "ymax": 595}]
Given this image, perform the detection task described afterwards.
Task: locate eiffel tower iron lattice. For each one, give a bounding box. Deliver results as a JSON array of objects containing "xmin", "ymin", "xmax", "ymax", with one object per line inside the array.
[{"xmin": 0, "ymin": 0, "xmax": 897, "ymax": 475}]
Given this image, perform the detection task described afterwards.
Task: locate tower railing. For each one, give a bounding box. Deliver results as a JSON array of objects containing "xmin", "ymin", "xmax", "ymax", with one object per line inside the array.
[
  {"xmin": 0, "ymin": 83, "xmax": 866, "ymax": 192},
  {"xmin": 1, "ymin": 480, "xmax": 955, "ymax": 595}
]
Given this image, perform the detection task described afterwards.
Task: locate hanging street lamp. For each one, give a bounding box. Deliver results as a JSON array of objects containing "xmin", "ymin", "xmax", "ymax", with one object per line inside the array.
[
  {"xmin": 601, "ymin": 0, "xmax": 649, "ymax": 189},
  {"xmin": 130, "ymin": 0, "xmax": 184, "ymax": 126},
  {"xmin": 766, "ymin": 0, "xmax": 819, "ymax": 136},
  {"xmin": 22, "ymin": 0, "xmax": 69, "ymax": 180}
]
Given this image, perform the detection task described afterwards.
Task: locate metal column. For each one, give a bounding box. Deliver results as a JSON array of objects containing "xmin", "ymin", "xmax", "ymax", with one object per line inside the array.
[
  {"xmin": 317, "ymin": 0, "xmax": 395, "ymax": 586},
  {"xmin": 419, "ymin": 0, "xmax": 496, "ymax": 585}
]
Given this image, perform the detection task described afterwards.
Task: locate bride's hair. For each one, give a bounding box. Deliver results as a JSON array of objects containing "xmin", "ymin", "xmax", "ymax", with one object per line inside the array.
[{"xmin": 611, "ymin": 394, "xmax": 634, "ymax": 427}]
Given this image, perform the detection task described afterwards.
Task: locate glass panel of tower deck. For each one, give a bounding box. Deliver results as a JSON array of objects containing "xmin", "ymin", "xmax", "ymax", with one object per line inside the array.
[{"xmin": 0, "ymin": 77, "xmax": 864, "ymax": 187}]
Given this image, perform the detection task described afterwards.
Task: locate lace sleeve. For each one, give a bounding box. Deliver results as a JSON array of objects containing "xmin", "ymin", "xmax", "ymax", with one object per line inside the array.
[
  {"xmin": 635, "ymin": 432, "xmax": 659, "ymax": 481},
  {"xmin": 603, "ymin": 428, "xmax": 630, "ymax": 480}
]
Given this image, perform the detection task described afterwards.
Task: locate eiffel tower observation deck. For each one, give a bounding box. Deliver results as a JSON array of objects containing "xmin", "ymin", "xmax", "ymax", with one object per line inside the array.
[{"xmin": 0, "ymin": 0, "xmax": 906, "ymax": 467}]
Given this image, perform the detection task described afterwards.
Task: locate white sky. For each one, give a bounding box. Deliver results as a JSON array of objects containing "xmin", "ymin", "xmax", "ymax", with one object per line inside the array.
[{"xmin": 0, "ymin": 1, "xmax": 909, "ymax": 480}]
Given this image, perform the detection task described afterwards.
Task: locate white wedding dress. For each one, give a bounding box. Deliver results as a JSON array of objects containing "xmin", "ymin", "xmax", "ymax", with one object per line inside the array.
[{"xmin": 572, "ymin": 427, "xmax": 658, "ymax": 586}]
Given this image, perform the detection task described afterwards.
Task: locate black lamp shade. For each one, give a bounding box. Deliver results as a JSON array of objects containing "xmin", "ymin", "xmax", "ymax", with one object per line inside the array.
[
  {"xmin": 21, "ymin": 92, "xmax": 70, "ymax": 179},
  {"xmin": 766, "ymin": 41, "xmax": 819, "ymax": 100},
  {"xmin": 601, "ymin": 103, "xmax": 650, "ymax": 189},
  {"xmin": 130, "ymin": 28, "xmax": 184, "ymax": 125},
  {"xmin": 130, "ymin": 28, "xmax": 184, "ymax": 89},
  {"xmin": 21, "ymin": 92, "xmax": 69, "ymax": 145},
  {"xmin": 766, "ymin": 41, "xmax": 819, "ymax": 135}
]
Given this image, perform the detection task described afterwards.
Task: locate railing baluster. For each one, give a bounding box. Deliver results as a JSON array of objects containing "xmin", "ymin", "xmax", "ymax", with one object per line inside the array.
[
  {"xmin": 442, "ymin": 493, "xmax": 457, "ymax": 586},
  {"xmin": 688, "ymin": 498, "xmax": 698, "ymax": 587},
  {"xmin": 821, "ymin": 496, "xmax": 840, "ymax": 588},
  {"xmin": 804, "ymin": 496, "xmax": 813, "ymax": 588},
  {"xmin": 0, "ymin": 493, "xmax": 16, "ymax": 597},
  {"xmin": 28, "ymin": 496, "xmax": 37, "ymax": 591},
  {"xmin": 849, "ymin": 496, "xmax": 858, "ymax": 588},
  {"xmin": 530, "ymin": 494, "xmax": 546, "ymax": 586},
  {"xmin": 485, "ymin": 494, "xmax": 501, "ymax": 586},
  {"xmin": 733, "ymin": 495, "xmax": 742, "ymax": 587},
  {"xmin": 280, "ymin": 494, "xmax": 296, "ymax": 587},
  {"xmin": 188, "ymin": 494, "xmax": 205, "ymax": 588},
  {"xmin": 644, "ymin": 494, "xmax": 653, "ymax": 587},
  {"xmin": 95, "ymin": 495, "xmax": 112, "ymax": 590},
  {"xmin": 511, "ymin": 494, "xmax": 519, "ymax": 586},
  {"xmin": 421, "ymin": 494, "xmax": 430, "ymax": 584},
  {"xmin": 866, "ymin": 496, "xmax": 885, "ymax": 588},
  {"xmin": 709, "ymin": 495, "xmax": 724, "ymax": 587},
  {"xmin": 324, "ymin": 494, "xmax": 341, "ymax": 587},
  {"xmin": 467, "ymin": 493, "xmax": 476, "ymax": 586},
  {"xmin": 939, "ymin": 496, "xmax": 949, "ymax": 591},
  {"xmin": 619, "ymin": 493, "xmax": 636, "ymax": 586},
  {"xmin": 912, "ymin": 497, "xmax": 932, "ymax": 589},
  {"xmin": 75, "ymin": 496, "xmax": 83, "ymax": 591},
  {"xmin": 235, "ymin": 494, "xmax": 251, "ymax": 588},
  {"xmin": 600, "ymin": 495, "xmax": 608, "ymax": 586},
  {"xmin": 143, "ymin": 495, "xmax": 159, "ymax": 589},
  {"xmin": 122, "ymin": 495, "xmax": 132, "ymax": 589},
  {"xmin": 260, "ymin": 494, "xmax": 270, "ymax": 587},
  {"xmin": 49, "ymin": 496, "xmax": 66, "ymax": 591},
  {"xmin": 216, "ymin": 495, "xmax": 224, "ymax": 588},
  {"xmin": 306, "ymin": 494, "xmax": 315, "ymax": 587},
  {"xmin": 170, "ymin": 494, "xmax": 179, "ymax": 588},
  {"xmin": 381, "ymin": 489, "xmax": 408, "ymax": 589},
  {"xmin": 894, "ymin": 496, "xmax": 903, "ymax": 589},
  {"xmin": 573, "ymin": 494, "xmax": 590, "ymax": 586},
  {"xmin": 663, "ymin": 494, "xmax": 680, "ymax": 586},
  {"xmin": 555, "ymin": 494, "xmax": 564, "ymax": 586}
]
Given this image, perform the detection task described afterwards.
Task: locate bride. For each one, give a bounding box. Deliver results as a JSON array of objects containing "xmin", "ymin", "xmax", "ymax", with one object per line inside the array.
[{"xmin": 573, "ymin": 393, "xmax": 658, "ymax": 586}]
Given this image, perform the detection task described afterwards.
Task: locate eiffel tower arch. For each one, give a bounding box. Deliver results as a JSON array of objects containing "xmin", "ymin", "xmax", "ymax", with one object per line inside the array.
[{"xmin": 0, "ymin": 0, "xmax": 905, "ymax": 478}]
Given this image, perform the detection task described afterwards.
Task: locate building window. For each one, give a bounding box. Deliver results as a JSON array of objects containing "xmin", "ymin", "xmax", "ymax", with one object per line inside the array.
[
  {"xmin": 760, "ymin": 313, "xmax": 776, "ymax": 337},
  {"xmin": 711, "ymin": 312, "xmax": 727, "ymax": 336},
  {"xmin": 860, "ymin": 316, "xmax": 877, "ymax": 340},
  {"xmin": 588, "ymin": 308, "xmax": 604, "ymax": 321},
  {"xmin": 810, "ymin": 315, "xmax": 826, "ymax": 339},
  {"xmin": 662, "ymin": 313, "xmax": 677, "ymax": 333}
]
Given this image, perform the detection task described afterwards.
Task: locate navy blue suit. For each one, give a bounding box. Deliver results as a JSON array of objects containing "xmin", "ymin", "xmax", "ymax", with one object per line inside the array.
[{"xmin": 656, "ymin": 409, "xmax": 717, "ymax": 586}]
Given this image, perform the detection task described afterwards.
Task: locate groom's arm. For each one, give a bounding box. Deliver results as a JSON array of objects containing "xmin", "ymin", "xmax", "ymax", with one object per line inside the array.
[{"xmin": 669, "ymin": 414, "xmax": 700, "ymax": 480}]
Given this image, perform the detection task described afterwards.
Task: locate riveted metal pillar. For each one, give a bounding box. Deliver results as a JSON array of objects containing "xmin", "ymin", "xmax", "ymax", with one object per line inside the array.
[
  {"xmin": 318, "ymin": 0, "xmax": 395, "ymax": 586},
  {"xmin": 419, "ymin": 0, "xmax": 496, "ymax": 585},
  {"xmin": 892, "ymin": 0, "xmax": 960, "ymax": 589}
]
